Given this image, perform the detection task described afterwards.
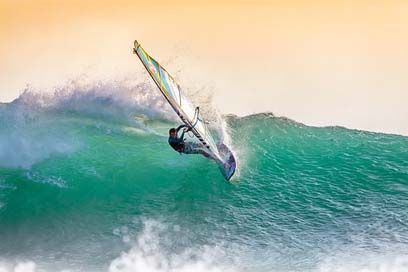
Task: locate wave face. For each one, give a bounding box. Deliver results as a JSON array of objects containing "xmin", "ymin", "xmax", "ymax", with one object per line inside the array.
[{"xmin": 0, "ymin": 85, "xmax": 407, "ymax": 272}]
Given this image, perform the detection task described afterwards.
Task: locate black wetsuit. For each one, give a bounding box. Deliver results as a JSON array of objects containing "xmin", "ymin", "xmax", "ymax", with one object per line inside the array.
[{"xmin": 168, "ymin": 124, "xmax": 187, "ymax": 153}]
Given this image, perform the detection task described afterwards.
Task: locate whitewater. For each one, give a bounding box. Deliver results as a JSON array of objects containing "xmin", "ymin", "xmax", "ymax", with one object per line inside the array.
[{"xmin": 0, "ymin": 79, "xmax": 407, "ymax": 272}]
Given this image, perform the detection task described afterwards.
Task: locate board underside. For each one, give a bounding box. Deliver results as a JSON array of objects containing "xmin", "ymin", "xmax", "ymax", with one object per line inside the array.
[{"xmin": 217, "ymin": 144, "xmax": 236, "ymax": 181}]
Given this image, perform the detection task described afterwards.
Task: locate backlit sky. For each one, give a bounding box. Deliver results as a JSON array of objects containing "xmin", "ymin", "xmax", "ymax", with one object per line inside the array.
[{"xmin": 1, "ymin": 0, "xmax": 407, "ymax": 135}]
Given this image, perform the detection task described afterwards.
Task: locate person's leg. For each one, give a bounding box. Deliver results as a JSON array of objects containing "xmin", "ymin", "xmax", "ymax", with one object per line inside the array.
[
  {"xmin": 184, "ymin": 142, "xmax": 213, "ymax": 159},
  {"xmin": 191, "ymin": 143, "xmax": 215, "ymax": 159},
  {"xmin": 183, "ymin": 142, "xmax": 199, "ymax": 154}
]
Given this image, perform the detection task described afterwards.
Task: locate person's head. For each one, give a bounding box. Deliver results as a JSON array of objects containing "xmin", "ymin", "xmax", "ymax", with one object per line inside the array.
[{"xmin": 169, "ymin": 128, "xmax": 177, "ymax": 139}]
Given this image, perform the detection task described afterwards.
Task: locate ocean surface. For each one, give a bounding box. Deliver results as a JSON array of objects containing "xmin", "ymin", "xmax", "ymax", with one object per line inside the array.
[{"xmin": 0, "ymin": 83, "xmax": 407, "ymax": 272}]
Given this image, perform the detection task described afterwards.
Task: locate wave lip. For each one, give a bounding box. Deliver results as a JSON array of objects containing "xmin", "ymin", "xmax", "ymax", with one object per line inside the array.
[
  {"xmin": 0, "ymin": 80, "xmax": 173, "ymax": 170},
  {"xmin": 0, "ymin": 79, "xmax": 232, "ymax": 170}
]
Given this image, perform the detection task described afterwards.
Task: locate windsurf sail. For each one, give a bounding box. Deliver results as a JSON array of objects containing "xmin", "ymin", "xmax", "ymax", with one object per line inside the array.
[
  {"xmin": 133, "ymin": 40, "xmax": 236, "ymax": 180},
  {"xmin": 133, "ymin": 41, "xmax": 221, "ymax": 159}
]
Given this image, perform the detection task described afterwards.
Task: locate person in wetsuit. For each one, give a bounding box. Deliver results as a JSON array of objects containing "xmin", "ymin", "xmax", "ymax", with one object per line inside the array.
[
  {"xmin": 168, "ymin": 124, "xmax": 212, "ymax": 158},
  {"xmin": 168, "ymin": 124, "xmax": 189, "ymax": 153}
]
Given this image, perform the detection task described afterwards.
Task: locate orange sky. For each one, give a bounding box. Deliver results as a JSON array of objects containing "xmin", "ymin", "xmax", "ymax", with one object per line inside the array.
[{"xmin": 1, "ymin": 0, "xmax": 407, "ymax": 135}]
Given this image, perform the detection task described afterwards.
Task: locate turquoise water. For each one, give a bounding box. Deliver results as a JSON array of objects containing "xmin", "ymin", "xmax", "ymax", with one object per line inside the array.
[{"xmin": 0, "ymin": 87, "xmax": 407, "ymax": 272}]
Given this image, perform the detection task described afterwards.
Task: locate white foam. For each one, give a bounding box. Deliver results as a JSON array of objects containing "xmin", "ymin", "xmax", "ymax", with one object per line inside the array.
[
  {"xmin": 0, "ymin": 261, "xmax": 36, "ymax": 272},
  {"xmin": 109, "ymin": 219, "xmax": 235, "ymax": 272},
  {"xmin": 25, "ymin": 172, "xmax": 67, "ymax": 188},
  {"xmin": 318, "ymin": 251, "xmax": 408, "ymax": 272}
]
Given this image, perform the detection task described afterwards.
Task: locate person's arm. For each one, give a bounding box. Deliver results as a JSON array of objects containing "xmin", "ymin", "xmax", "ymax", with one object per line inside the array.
[
  {"xmin": 176, "ymin": 124, "xmax": 188, "ymax": 141},
  {"xmin": 179, "ymin": 129, "xmax": 186, "ymax": 141},
  {"xmin": 176, "ymin": 124, "xmax": 187, "ymax": 132},
  {"xmin": 176, "ymin": 124, "xmax": 192, "ymax": 141}
]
